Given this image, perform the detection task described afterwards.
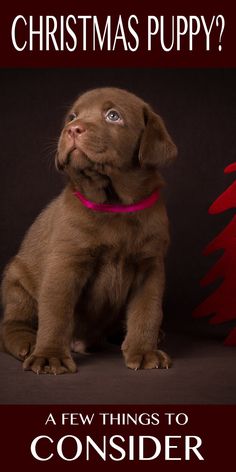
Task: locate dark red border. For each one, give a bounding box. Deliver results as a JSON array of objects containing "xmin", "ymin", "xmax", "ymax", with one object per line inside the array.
[{"xmin": 1, "ymin": 1, "xmax": 235, "ymax": 471}]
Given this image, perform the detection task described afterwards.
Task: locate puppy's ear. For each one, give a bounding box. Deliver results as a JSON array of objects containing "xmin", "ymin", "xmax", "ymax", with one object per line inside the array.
[{"xmin": 139, "ymin": 107, "xmax": 177, "ymax": 168}]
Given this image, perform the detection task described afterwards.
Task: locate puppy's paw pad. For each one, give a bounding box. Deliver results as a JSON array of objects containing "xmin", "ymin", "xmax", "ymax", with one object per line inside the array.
[
  {"xmin": 71, "ymin": 340, "xmax": 88, "ymax": 354},
  {"xmin": 142, "ymin": 350, "xmax": 172, "ymax": 369}
]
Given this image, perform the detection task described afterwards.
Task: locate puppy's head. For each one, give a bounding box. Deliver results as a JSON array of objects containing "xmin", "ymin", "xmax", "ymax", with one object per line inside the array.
[{"xmin": 56, "ymin": 88, "xmax": 177, "ymax": 194}]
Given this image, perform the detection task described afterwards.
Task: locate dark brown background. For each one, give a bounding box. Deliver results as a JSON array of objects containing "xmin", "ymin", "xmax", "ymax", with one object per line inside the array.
[{"xmin": 1, "ymin": 68, "xmax": 236, "ymax": 338}]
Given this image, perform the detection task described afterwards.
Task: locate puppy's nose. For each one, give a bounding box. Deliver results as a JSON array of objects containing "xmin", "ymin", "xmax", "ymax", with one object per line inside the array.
[{"xmin": 67, "ymin": 122, "xmax": 86, "ymax": 138}]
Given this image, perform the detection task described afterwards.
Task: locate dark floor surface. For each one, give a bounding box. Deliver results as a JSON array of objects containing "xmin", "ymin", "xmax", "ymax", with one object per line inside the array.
[{"xmin": 0, "ymin": 333, "xmax": 235, "ymax": 404}]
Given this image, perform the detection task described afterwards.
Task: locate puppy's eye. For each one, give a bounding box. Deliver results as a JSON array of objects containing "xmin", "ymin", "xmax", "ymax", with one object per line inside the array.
[
  {"xmin": 105, "ymin": 109, "xmax": 122, "ymax": 123},
  {"xmin": 68, "ymin": 112, "xmax": 77, "ymax": 122}
]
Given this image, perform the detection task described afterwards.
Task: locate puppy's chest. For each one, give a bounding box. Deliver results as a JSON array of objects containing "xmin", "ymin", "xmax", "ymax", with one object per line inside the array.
[{"xmin": 89, "ymin": 245, "xmax": 139, "ymax": 306}]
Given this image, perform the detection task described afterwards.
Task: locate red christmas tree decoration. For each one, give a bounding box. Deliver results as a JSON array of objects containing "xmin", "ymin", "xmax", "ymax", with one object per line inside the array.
[{"xmin": 193, "ymin": 162, "xmax": 236, "ymax": 345}]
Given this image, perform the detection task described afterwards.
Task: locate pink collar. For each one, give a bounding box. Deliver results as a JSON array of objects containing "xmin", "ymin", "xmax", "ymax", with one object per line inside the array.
[{"xmin": 73, "ymin": 189, "xmax": 160, "ymax": 213}]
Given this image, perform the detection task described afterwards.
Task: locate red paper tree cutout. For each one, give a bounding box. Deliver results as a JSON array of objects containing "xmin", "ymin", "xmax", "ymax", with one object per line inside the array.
[{"xmin": 194, "ymin": 162, "xmax": 236, "ymax": 345}]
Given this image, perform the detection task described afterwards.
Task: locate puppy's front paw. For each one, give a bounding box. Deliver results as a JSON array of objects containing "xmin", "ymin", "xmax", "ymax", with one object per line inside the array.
[
  {"xmin": 23, "ymin": 351, "xmax": 77, "ymax": 375},
  {"xmin": 123, "ymin": 349, "xmax": 171, "ymax": 370},
  {"xmin": 142, "ymin": 350, "xmax": 171, "ymax": 369}
]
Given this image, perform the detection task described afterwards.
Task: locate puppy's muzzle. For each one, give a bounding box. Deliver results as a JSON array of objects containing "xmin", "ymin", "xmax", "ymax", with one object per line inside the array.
[{"xmin": 66, "ymin": 121, "xmax": 86, "ymax": 140}]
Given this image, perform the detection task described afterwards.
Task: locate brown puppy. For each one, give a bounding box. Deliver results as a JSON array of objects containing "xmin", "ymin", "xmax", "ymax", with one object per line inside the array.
[{"xmin": 1, "ymin": 87, "xmax": 177, "ymax": 374}]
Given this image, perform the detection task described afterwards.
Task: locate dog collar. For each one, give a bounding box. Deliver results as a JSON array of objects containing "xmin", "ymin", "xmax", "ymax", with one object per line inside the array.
[{"xmin": 73, "ymin": 189, "xmax": 160, "ymax": 213}]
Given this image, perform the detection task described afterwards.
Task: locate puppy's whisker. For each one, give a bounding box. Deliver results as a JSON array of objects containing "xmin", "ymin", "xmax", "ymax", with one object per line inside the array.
[{"xmin": 40, "ymin": 137, "xmax": 62, "ymax": 173}]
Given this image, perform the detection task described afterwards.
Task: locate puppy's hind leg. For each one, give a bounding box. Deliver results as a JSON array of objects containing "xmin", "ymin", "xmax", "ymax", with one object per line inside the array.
[{"xmin": 1, "ymin": 261, "xmax": 37, "ymax": 361}]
